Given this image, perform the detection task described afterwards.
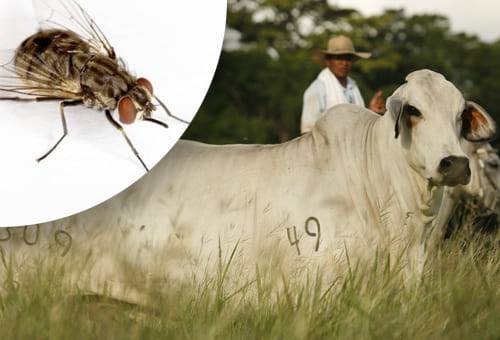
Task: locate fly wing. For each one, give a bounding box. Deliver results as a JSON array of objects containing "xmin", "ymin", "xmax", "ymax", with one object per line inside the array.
[
  {"xmin": 33, "ymin": 0, "xmax": 117, "ymax": 60},
  {"xmin": 0, "ymin": 49, "xmax": 81, "ymax": 99},
  {"xmin": 0, "ymin": 0, "xmax": 120, "ymax": 100}
]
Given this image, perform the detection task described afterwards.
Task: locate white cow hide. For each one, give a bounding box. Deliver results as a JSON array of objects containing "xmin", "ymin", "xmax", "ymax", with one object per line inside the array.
[{"xmin": 0, "ymin": 69, "xmax": 497, "ymax": 302}]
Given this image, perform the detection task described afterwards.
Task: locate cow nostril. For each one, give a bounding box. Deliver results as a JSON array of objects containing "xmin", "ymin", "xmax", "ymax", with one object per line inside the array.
[
  {"xmin": 438, "ymin": 156, "xmax": 470, "ymax": 185},
  {"xmin": 439, "ymin": 157, "xmax": 455, "ymax": 171},
  {"xmin": 439, "ymin": 156, "xmax": 469, "ymax": 174}
]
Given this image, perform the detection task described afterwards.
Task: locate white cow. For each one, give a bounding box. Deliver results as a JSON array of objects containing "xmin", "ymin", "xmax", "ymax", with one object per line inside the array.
[{"xmin": 0, "ymin": 69, "xmax": 497, "ymax": 301}]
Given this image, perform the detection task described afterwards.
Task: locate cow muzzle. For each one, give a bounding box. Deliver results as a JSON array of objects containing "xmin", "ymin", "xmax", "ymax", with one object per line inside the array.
[{"xmin": 438, "ymin": 156, "xmax": 471, "ymax": 186}]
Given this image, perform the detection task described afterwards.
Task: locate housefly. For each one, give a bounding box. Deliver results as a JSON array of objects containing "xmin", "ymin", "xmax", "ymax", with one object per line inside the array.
[{"xmin": 0, "ymin": 0, "xmax": 188, "ymax": 171}]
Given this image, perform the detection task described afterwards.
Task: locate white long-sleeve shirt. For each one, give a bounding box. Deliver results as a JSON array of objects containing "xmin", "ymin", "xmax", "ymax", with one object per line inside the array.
[{"xmin": 301, "ymin": 68, "xmax": 365, "ymax": 133}]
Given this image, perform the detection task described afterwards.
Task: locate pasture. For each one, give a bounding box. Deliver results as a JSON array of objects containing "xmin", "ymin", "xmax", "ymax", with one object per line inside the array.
[{"xmin": 0, "ymin": 215, "xmax": 497, "ymax": 340}]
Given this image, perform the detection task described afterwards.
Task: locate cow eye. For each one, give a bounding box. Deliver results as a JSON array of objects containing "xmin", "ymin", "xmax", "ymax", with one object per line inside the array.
[{"xmin": 404, "ymin": 105, "xmax": 421, "ymax": 117}]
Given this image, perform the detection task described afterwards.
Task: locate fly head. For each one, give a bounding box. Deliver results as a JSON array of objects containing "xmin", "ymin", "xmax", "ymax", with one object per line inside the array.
[{"xmin": 117, "ymin": 77, "xmax": 155, "ymax": 124}]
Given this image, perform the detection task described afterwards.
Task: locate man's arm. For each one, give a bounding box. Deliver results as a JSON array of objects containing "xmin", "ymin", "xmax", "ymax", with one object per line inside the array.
[{"xmin": 301, "ymin": 80, "xmax": 325, "ymax": 134}]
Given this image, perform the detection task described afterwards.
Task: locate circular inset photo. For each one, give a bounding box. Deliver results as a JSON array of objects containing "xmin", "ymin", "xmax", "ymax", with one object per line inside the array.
[{"xmin": 0, "ymin": 0, "xmax": 226, "ymax": 227}]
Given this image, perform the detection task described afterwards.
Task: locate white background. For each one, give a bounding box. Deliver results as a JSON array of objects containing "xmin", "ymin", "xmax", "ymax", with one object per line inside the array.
[{"xmin": 0, "ymin": 0, "xmax": 226, "ymax": 226}]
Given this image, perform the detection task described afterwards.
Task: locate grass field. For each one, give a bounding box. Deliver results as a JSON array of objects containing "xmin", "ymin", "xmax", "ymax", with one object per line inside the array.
[{"xmin": 0, "ymin": 222, "xmax": 498, "ymax": 340}]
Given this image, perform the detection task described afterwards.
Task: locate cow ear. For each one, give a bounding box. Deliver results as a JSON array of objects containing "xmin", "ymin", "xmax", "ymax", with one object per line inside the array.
[
  {"xmin": 462, "ymin": 101, "xmax": 497, "ymax": 142},
  {"xmin": 388, "ymin": 95, "xmax": 404, "ymax": 138}
]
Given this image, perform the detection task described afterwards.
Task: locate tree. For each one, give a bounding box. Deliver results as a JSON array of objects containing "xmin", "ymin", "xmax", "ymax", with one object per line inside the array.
[
  {"xmin": 186, "ymin": 0, "xmax": 356, "ymax": 143},
  {"xmin": 184, "ymin": 1, "xmax": 500, "ymax": 147}
]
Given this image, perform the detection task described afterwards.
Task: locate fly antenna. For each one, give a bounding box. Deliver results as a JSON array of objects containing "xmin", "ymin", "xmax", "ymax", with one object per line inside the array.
[{"xmin": 154, "ymin": 95, "xmax": 189, "ymax": 124}]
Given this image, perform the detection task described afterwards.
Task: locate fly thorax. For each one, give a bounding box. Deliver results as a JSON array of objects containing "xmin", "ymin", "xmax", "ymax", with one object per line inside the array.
[
  {"xmin": 82, "ymin": 96, "xmax": 97, "ymax": 109},
  {"xmin": 73, "ymin": 53, "xmax": 94, "ymax": 71},
  {"xmin": 82, "ymin": 94, "xmax": 109, "ymax": 111},
  {"xmin": 79, "ymin": 54, "xmax": 130, "ymax": 104},
  {"xmin": 95, "ymin": 93, "xmax": 118, "ymax": 111}
]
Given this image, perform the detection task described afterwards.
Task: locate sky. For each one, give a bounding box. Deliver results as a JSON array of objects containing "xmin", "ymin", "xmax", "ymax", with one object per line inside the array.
[{"xmin": 333, "ymin": 0, "xmax": 500, "ymax": 42}]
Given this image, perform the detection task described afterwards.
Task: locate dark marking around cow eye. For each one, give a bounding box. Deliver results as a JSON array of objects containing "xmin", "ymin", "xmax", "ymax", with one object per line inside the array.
[{"xmin": 404, "ymin": 105, "xmax": 421, "ymax": 117}]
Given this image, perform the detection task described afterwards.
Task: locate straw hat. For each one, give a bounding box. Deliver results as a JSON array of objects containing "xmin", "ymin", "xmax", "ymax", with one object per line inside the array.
[{"xmin": 318, "ymin": 35, "xmax": 371, "ymax": 59}]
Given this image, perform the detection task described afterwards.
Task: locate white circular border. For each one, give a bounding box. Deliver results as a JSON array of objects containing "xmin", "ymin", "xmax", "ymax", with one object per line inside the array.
[{"xmin": 0, "ymin": 0, "xmax": 227, "ymax": 226}]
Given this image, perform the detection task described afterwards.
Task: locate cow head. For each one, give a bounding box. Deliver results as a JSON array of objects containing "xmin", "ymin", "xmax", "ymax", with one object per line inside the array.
[{"xmin": 387, "ymin": 69, "xmax": 497, "ymax": 187}]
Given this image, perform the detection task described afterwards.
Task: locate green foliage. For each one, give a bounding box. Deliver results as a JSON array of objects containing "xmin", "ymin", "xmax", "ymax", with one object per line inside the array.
[
  {"xmin": 183, "ymin": 0, "xmax": 500, "ymax": 145},
  {"xmin": 185, "ymin": 49, "xmax": 319, "ymax": 143}
]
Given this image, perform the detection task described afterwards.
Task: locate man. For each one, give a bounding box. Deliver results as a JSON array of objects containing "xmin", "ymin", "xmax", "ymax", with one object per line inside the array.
[{"xmin": 300, "ymin": 35, "xmax": 385, "ymax": 133}]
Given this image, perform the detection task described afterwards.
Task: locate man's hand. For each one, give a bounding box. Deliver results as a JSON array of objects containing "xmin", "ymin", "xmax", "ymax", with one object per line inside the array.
[{"xmin": 369, "ymin": 90, "xmax": 386, "ymax": 114}]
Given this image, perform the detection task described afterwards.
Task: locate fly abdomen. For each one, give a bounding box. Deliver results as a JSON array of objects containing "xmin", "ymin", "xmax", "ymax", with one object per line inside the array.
[{"xmin": 14, "ymin": 29, "xmax": 91, "ymax": 93}]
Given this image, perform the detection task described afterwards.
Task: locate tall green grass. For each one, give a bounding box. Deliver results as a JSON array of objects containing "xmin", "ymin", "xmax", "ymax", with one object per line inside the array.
[{"xmin": 0, "ymin": 224, "xmax": 498, "ymax": 340}]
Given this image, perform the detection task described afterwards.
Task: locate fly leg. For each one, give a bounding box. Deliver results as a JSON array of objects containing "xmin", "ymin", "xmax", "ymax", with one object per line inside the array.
[
  {"xmin": 105, "ymin": 110, "xmax": 149, "ymax": 172},
  {"xmin": 0, "ymin": 96, "xmax": 68, "ymax": 102},
  {"xmin": 37, "ymin": 100, "xmax": 83, "ymax": 162},
  {"xmin": 143, "ymin": 117, "xmax": 168, "ymax": 128},
  {"xmin": 154, "ymin": 95, "xmax": 190, "ymax": 124},
  {"xmin": 0, "ymin": 97, "xmax": 83, "ymax": 161}
]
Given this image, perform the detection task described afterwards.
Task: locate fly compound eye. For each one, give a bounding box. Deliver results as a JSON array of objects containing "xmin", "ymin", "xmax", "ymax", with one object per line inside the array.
[
  {"xmin": 137, "ymin": 77, "xmax": 154, "ymax": 95},
  {"xmin": 118, "ymin": 96, "xmax": 137, "ymax": 124}
]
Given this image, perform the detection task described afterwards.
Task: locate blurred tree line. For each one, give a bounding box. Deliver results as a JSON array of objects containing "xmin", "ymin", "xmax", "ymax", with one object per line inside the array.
[{"xmin": 183, "ymin": 0, "xmax": 500, "ymax": 145}]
